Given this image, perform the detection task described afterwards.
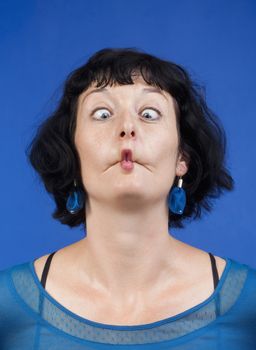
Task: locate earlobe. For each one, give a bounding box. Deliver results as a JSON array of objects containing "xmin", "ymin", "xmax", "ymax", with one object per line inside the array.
[
  {"xmin": 176, "ymin": 160, "xmax": 188, "ymax": 177},
  {"xmin": 176, "ymin": 152, "xmax": 189, "ymax": 177}
]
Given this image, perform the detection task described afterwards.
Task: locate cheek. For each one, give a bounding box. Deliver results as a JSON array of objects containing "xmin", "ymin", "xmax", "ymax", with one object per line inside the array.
[
  {"xmin": 74, "ymin": 126, "xmax": 109, "ymax": 170},
  {"xmin": 74, "ymin": 130, "xmax": 100, "ymax": 191},
  {"xmin": 151, "ymin": 128, "xmax": 178, "ymax": 164},
  {"xmin": 152, "ymin": 132, "xmax": 179, "ymax": 183},
  {"xmin": 74, "ymin": 125, "xmax": 93, "ymax": 170}
]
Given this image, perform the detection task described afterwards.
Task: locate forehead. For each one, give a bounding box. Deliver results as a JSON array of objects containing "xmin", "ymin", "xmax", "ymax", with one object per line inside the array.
[{"xmin": 80, "ymin": 76, "xmax": 172, "ymax": 103}]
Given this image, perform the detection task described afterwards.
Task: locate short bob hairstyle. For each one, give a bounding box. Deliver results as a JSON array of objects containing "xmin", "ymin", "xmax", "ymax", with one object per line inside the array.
[{"xmin": 26, "ymin": 47, "xmax": 234, "ymax": 229}]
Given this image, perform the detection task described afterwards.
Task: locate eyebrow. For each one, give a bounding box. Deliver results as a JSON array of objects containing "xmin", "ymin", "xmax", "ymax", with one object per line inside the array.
[{"xmin": 82, "ymin": 86, "xmax": 168, "ymax": 103}]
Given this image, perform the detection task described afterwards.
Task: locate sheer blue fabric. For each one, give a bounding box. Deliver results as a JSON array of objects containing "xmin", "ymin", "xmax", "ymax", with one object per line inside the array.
[{"xmin": 1, "ymin": 255, "xmax": 256, "ymax": 349}]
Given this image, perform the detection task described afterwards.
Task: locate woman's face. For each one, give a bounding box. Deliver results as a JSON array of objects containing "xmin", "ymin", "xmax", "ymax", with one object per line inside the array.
[{"xmin": 75, "ymin": 75, "xmax": 188, "ymax": 208}]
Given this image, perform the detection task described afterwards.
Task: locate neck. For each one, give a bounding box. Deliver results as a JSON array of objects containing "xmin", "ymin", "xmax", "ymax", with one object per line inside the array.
[{"xmin": 72, "ymin": 198, "xmax": 186, "ymax": 303}]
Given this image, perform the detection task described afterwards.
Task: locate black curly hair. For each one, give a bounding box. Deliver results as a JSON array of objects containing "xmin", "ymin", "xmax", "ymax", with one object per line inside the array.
[{"xmin": 26, "ymin": 47, "xmax": 234, "ymax": 229}]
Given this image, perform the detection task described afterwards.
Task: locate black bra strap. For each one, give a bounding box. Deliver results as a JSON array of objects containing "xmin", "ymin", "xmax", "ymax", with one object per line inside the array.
[
  {"xmin": 40, "ymin": 250, "xmax": 220, "ymax": 291},
  {"xmin": 40, "ymin": 251, "xmax": 57, "ymax": 289},
  {"xmin": 208, "ymin": 252, "xmax": 219, "ymax": 290}
]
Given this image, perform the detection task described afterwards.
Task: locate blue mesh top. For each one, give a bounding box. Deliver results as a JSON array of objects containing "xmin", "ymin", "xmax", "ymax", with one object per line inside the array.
[{"xmin": 1, "ymin": 253, "xmax": 256, "ymax": 349}]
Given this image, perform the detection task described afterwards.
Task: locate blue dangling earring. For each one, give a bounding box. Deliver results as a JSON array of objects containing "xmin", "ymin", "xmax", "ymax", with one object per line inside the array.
[
  {"xmin": 168, "ymin": 176, "xmax": 186, "ymax": 215},
  {"xmin": 66, "ymin": 179, "xmax": 85, "ymax": 214}
]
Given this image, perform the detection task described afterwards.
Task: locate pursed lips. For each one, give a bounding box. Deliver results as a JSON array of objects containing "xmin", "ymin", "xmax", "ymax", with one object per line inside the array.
[{"xmin": 121, "ymin": 149, "xmax": 133, "ymax": 162}]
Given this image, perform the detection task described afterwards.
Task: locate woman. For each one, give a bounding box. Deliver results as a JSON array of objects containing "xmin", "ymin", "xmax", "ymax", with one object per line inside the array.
[{"xmin": 1, "ymin": 47, "xmax": 256, "ymax": 349}]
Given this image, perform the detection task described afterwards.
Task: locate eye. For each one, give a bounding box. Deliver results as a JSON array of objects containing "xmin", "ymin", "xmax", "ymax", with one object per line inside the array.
[
  {"xmin": 91, "ymin": 107, "xmax": 162, "ymax": 120},
  {"xmin": 92, "ymin": 108, "xmax": 111, "ymax": 120},
  {"xmin": 141, "ymin": 107, "xmax": 162, "ymax": 120}
]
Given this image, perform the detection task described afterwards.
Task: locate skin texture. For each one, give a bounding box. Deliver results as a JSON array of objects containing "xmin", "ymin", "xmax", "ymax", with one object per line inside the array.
[
  {"xmin": 34, "ymin": 75, "xmax": 227, "ymax": 325},
  {"xmin": 74, "ymin": 75, "xmax": 188, "ymax": 297}
]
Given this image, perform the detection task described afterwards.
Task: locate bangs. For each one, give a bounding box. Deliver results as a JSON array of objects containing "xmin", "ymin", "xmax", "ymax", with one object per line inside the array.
[
  {"xmin": 68, "ymin": 48, "xmax": 183, "ymax": 119},
  {"xmin": 79, "ymin": 51, "xmax": 180, "ymax": 118},
  {"xmin": 85, "ymin": 54, "xmax": 169, "ymax": 92}
]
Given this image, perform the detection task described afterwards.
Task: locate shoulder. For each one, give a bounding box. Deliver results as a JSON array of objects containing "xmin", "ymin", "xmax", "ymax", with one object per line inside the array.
[
  {"xmin": 0, "ymin": 261, "xmax": 26, "ymax": 283},
  {"xmin": 0, "ymin": 261, "xmax": 32, "ymax": 324},
  {"xmin": 213, "ymin": 254, "xmax": 227, "ymax": 277},
  {"xmin": 230, "ymin": 257, "xmax": 256, "ymax": 283},
  {"xmin": 33, "ymin": 242, "xmax": 79, "ymax": 282},
  {"xmin": 176, "ymin": 239, "xmax": 228, "ymax": 281},
  {"xmin": 33, "ymin": 253, "xmax": 53, "ymax": 281},
  {"xmin": 226, "ymin": 258, "xmax": 256, "ymax": 322},
  {"xmin": 0, "ymin": 264, "xmax": 12, "ymax": 291},
  {"xmin": 222, "ymin": 256, "xmax": 256, "ymax": 307}
]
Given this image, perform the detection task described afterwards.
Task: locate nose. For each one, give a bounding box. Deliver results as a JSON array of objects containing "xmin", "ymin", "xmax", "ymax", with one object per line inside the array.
[
  {"xmin": 119, "ymin": 112, "xmax": 136, "ymax": 140},
  {"xmin": 120, "ymin": 129, "xmax": 135, "ymax": 138}
]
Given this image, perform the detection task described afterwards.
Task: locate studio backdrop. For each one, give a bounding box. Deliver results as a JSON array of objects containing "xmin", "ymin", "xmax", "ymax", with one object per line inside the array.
[{"xmin": 0, "ymin": 0, "xmax": 255, "ymax": 269}]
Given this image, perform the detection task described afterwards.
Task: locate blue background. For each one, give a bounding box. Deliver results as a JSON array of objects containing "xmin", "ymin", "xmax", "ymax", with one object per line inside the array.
[{"xmin": 0, "ymin": 0, "xmax": 255, "ymax": 270}]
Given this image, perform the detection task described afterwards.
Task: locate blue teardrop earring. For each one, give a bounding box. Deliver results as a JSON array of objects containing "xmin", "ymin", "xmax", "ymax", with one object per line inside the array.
[
  {"xmin": 168, "ymin": 176, "xmax": 186, "ymax": 215},
  {"xmin": 66, "ymin": 179, "xmax": 85, "ymax": 214}
]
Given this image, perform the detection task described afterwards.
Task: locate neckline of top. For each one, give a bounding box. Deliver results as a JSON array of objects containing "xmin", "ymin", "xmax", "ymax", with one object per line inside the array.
[{"xmin": 28, "ymin": 256, "xmax": 232, "ymax": 331}]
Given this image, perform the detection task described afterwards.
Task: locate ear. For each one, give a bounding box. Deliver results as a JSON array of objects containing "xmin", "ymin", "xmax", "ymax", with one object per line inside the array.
[{"xmin": 175, "ymin": 152, "xmax": 189, "ymax": 177}]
